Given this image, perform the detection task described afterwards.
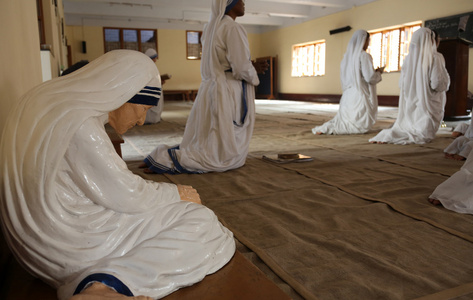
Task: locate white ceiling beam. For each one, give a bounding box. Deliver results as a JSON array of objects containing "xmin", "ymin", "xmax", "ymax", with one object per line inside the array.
[
  {"xmin": 63, "ymin": 0, "xmax": 311, "ymax": 28},
  {"xmin": 255, "ymin": 0, "xmax": 349, "ymax": 8},
  {"xmin": 63, "ymin": 0, "xmax": 379, "ymax": 32},
  {"xmin": 64, "ymin": 1, "xmax": 310, "ymax": 18}
]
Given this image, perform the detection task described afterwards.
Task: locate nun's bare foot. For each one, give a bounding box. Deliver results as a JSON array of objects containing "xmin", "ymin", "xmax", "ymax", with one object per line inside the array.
[
  {"xmin": 445, "ymin": 153, "xmax": 466, "ymax": 161},
  {"xmin": 143, "ymin": 168, "xmax": 155, "ymax": 174},
  {"xmin": 428, "ymin": 198, "xmax": 442, "ymax": 206},
  {"xmin": 451, "ymin": 131, "xmax": 463, "ymax": 138},
  {"xmin": 370, "ymin": 141, "xmax": 387, "ymax": 144},
  {"xmin": 316, "ymin": 132, "xmax": 324, "ymax": 135},
  {"xmin": 138, "ymin": 162, "xmax": 147, "ymax": 168},
  {"xmin": 444, "ymin": 153, "xmax": 453, "ymax": 159},
  {"xmin": 453, "ymin": 154, "xmax": 466, "ymax": 161}
]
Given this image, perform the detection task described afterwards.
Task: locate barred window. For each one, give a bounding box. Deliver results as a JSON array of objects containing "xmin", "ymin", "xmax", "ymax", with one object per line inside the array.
[
  {"xmin": 103, "ymin": 27, "xmax": 157, "ymax": 58},
  {"xmin": 368, "ymin": 23, "xmax": 421, "ymax": 72},
  {"xmin": 186, "ymin": 31, "xmax": 202, "ymax": 60},
  {"xmin": 292, "ymin": 40, "xmax": 325, "ymax": 77}
]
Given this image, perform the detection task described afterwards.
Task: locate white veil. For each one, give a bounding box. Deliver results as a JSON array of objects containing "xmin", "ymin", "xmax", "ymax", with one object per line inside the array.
[
  {"xmin": 340, "ymin": 30, "xmax": 369, "ymax": 91},
  {"xmin": 0, "ymin": 50, "xmax": 160, "ymax": 286},
  {"xmin": 399, "ymin": 27, "xmax": 437, "ymax": 116},
  {"xmin": 200, "ymin": 0, "xmax": 233, "ymax": 81}
]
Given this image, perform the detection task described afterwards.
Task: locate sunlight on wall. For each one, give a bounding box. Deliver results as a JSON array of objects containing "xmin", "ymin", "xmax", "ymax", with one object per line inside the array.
[{"xmin": 258, "ymin": 0, "xmax": 473, "ymax": 96}]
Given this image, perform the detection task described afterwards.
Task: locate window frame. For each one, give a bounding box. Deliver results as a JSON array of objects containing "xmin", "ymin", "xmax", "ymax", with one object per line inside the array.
[
  {"xmin": 103, "ymin": 27, "xmax": 158, "ymax": 58},
  {"xmin": 291, "ymin": 40, "xmax": 326, "ymax": 77},
  {"xmin": 37, "ymin": 0, "xmax": 46, "ymax": 46},
  {"xmin": 367, "ymin": 22, "xmax": 422, "ymax": 73},
  {"xmin": 186, "ymin": 30, "xmax": 202, "ymax": 60}
]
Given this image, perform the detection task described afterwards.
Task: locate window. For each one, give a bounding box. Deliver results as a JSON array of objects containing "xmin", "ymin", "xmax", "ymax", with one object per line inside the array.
[
  {"xmin": 292, "ymin": 40, "xmax": 325, "ymax": 77},
  {"xmin": 186, "ymin": 31, "xmax": 202, "ymax": 60},
  {"xmin": 368, "ymin": 23, "xmax": 421, "ymax": 72},
  {"xmin": 103, "ymin": 28, "xmax": 157, "ymax": 57}
]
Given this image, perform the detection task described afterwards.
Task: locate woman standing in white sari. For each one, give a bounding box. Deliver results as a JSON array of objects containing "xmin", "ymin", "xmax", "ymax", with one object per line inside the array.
[
  {"xmin": 142, "ymin": 0, "xmax": 264, "ymax": 174},
  {"xmin": 369, "ymin": 28, "xmax": 450, "ymax": 144},
  {"xmin": 312, "ymin": 29, "xmax": 383, "ymax": 135},
  {"xmin": 0, "ymin": 50, "xmax": 235, "ymax": 300}
]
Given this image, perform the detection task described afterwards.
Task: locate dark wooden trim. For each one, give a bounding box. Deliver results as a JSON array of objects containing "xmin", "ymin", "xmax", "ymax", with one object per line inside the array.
[
  {"xmin": 378, "ymin": 95, "xmax": 399, "ymax": 107},
  {"xmin": 255, "ymin": 56, "xmax": 276, "ymax": 99},
  {"xmin": 277, "ymin": 93, "xmax": 340, "ymax": 103},
  {"xmin": 276, "ymin": 93, "xmax": 399, "ymax": 107},
  {"xmin": 37, "ymin": 0, "xmax": 46, "ymax": 46},
  {"xmin": 163, "ymin": 90, "xmax": 198, "ymax": 101}
]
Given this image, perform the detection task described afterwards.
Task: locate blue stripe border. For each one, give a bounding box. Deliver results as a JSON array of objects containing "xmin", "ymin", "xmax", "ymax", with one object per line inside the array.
[
  {"xmin": 73, "ymin": 273, "xmax": 133, "ymax": 296},
  {"xmin": 143, "ymin": 146, "xmax": 204, "ymax": 174}
]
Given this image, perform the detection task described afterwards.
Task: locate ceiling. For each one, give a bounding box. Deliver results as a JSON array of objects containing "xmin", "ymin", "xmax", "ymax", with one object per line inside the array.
[{"xmin": 63, "ymin": 0, "xmax": 380, "ymax": 33}]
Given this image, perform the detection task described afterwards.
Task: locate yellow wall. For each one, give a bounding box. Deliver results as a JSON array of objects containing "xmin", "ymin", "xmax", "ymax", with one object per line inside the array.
[
  {"xmin": 65, "ymin": 0, "xmax": 473, "ymax": 97},
  {"xmin": 66, "ymin": 27, "xmax": 203, "ymax": 90},
  {"xmin": 65, "ymin": 25, "xmax": 104, "ymax": 64},
  {"xmin": 248, "ymin": 33, "xmax": 263, "ymax": 59},
  {"xmin": 0, "ymin": 0, "xmax": 42, "ymax": 135},
  {"xmin": 258, "ymin": 0, "xmax": 473, "ymax": 96},
  {"xmin": 156, "ymin": 29, "xmax": 201, "ymax": 90},
  {"xmin": 65, "ymin": 28, "xmax": 267, "ymax": 91}
]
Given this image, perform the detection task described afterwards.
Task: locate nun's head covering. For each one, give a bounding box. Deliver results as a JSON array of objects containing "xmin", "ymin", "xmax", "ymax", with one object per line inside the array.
[
  {"xmin": 145, "ymin": 48, "xmax": 158, "ymax": 60},
  {"xmin": 340, "ymin": 29, "xmax": 369, "ymax": 91},
  {"xmin": 225, "ymin": 0, "xmax": 239, "ymax": 13},
  {"xmin": 201, "ymin": 0, "xmax": 241, "ymax": 81},
  {"xmin": 400, "ymin": 28, "xmax": 437, "ymax": 106},
  {"xmin": 1, "ymin": 49, "xmax": 162, "ymax": 194}
]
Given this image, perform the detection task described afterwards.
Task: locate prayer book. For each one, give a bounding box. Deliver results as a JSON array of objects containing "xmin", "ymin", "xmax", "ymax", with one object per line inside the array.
[{"xmin": 262, "ymin": 153, "xmax": 313, "ymax": 164}]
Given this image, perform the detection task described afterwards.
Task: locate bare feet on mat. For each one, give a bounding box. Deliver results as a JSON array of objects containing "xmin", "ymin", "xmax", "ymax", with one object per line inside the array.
[
  {"xmin": 452, "ymin": 131, "xmax": 463, "ymax": 138},
  {"xmin": 370, "ymin": 141, "xmax": 387, "ymax": 144},
  {"xmin": 315, "ymin": 132, "xmax": 324, "ymax": 135},
  {"xmin": 444, "ymin": 153, "xmax": 466, "ymax": 161},
  {"xmin": 143, "ymin": 168, "xmax": 154, "ymax": 174},
  {"xmin": 428, "ymin": 198, "xmax": 442, "ymax": 206},
  {"xmin": 69, "ymin": 282, "xmax": 152, "ymax": 300},
  {"xmin": 138, "ymin": 162, "xmax": 147, "ymax": 168}
]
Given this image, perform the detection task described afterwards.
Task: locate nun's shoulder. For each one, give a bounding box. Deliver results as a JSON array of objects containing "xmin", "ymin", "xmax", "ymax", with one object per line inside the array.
[{"xmin": 360, "ymin": 51, "xmax": 374, "ymax": 62}]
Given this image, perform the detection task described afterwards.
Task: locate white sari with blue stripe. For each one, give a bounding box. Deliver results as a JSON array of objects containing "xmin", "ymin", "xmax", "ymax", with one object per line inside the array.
[
  {"xmin": 145, "ymin": 14, "xmax": 259, "ymax": 174},
  {"xmin": 0, "ymin": 50, "xmax": 235, "ymax": 300}
]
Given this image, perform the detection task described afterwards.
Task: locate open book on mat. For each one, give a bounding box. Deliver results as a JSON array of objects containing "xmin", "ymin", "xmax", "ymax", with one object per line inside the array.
[{"xmin": 262, "ymin": 153, "xmax": 313, "ymax": 164}]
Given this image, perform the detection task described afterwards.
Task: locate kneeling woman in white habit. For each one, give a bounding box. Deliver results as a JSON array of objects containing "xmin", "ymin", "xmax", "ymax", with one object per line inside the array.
[
  {"xmin": 369, "ymin": 28, "xmax": 450, "ymax": 144},
  {"xmin": 141, "ymin": 0, "xmax": 264, "ymax": 174},
  {"xmin": 428, "ymin": 148, "xmax": 473, "ymax": 214},
  {"xmin": 443, "ymin": 122, "xmax": 473, "ymax": 161},
  {"xmin": 0, "ymin": 50, "xmax": 235, "ymax": 300},
  {"xmin": 312, "ymin": 29, "xmax": 384, "ymax": 135}
]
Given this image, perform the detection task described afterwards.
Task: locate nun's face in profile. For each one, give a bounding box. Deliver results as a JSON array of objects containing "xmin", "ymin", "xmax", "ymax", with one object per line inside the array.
[
  {"xmin": 108, "ymin": 103, "xmax": 152, "ymax": 134},
  {"xmin": 227, "ymin": 0, "xmax": 245, "ymax": 18},
  {"xmin": 234, "ymin": 0, "xmax": 245, "ymax": 16}
]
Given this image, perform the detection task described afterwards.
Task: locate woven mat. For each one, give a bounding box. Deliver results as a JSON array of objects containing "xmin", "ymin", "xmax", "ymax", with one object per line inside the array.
[{"xmin": 126, "ymin": 101, "xmax": 472, "ymax": 300}]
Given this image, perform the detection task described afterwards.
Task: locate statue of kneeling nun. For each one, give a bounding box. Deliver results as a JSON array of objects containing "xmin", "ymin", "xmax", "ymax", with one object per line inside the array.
[{"xmin": 0, "ymin": 50, "xmax": 235, "ymax": 300}]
